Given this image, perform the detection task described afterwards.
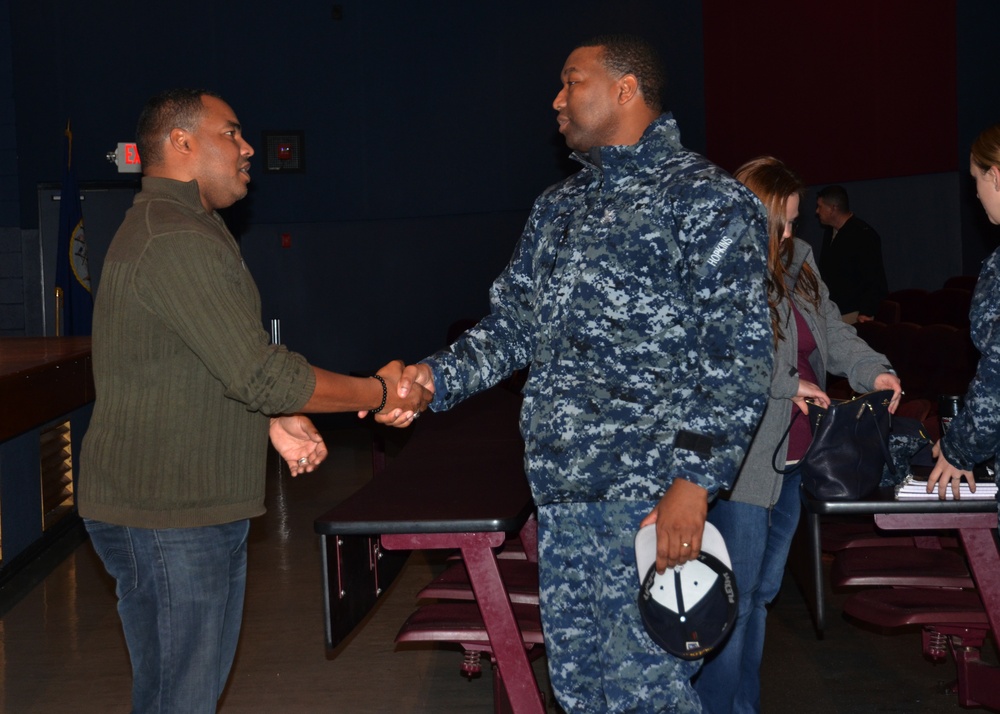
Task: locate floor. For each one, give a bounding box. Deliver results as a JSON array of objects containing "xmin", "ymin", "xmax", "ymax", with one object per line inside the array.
[{"xmin": 0, "ymin": 423, "xmax": 996, "ymax": 713}]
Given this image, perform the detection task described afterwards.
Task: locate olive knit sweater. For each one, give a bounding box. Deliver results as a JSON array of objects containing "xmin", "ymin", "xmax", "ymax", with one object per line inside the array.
[{"xmin": 79, "ymin": 177, "xmax": 316, "ymax": 529}]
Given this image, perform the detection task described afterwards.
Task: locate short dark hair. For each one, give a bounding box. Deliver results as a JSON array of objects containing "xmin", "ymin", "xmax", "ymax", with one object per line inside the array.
[
  {"xmin": 577, "ymin": 34, "xmax": 665, "ymax": 112},
  {"xmin": 136, "ymin": 88, "xmax": 221, "ymax": 169},
  {"xmin": 817, "ymin": 185, "xmax": 850, "ymax": 212}
]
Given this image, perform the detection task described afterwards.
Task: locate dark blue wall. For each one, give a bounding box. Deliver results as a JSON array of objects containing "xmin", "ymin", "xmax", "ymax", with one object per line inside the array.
[
  {"xmin": 7, "ymin": 0, "xmax": 705, "ymax": 368},
  {"xmin": 7, "ymin": 1, "xmax": 1000, "ymax": 369},
  {"xmin": 1, "ymin": 0, "xmax": 24, "ymax": 335},
  {"xmin": 9, "ymin": 1, "xmax": 705, "ymax": 227},
  {"xmin": 0, "ymin": 0, "xmax": 16, "ymax": 227}
]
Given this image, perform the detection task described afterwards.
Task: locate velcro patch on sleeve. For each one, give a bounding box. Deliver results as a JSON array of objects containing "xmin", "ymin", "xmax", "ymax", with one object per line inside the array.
[{"xmin": 674, "ymin": 430, "xmax": 714, "ymax": 456}]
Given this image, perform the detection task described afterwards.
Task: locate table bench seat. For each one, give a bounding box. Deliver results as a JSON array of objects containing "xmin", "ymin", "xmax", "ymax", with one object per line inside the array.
[
  {"xmin": 396, "ymin": 601, "xmax": 546, "ymax": 712},
  {"xmin": 843, "ymin": 587, "xmax": 987, "ymax": 629},
  {"xmin": 821, "ymin": 519, "xmax": 957, "ymax": 551},
  {"xmin": 842, "ymin": 585, "xmax": 998, "ymax": 709},
  {"xmin": 832, "ymin": 545, "xmax": 973, "ymax": 589},
  {"xmin": 396, "ymin": 601, "xmax": 544, "ymax": 648},
  {"xmin": 418, "ymin": 559, "xmax": 540, "ymax": 605}
]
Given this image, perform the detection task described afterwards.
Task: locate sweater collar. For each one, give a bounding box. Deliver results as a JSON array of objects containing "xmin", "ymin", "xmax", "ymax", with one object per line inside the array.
[{"xmin": 139, "ymin": 176, "xmax": 211, "ymax": 214}]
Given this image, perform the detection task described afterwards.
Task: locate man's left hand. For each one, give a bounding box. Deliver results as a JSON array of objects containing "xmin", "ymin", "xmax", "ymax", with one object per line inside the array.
[
  {"xmin": 639, "ymin": 478, "xmax": 709, "ymax": 573},
  {"xmin": 269, "ymin": 415, "xmax": 328, "ymax": 476}
]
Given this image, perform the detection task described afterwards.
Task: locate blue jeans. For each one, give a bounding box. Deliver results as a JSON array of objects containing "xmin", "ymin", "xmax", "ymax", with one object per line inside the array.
[
  {"xmin": 85, "ymin": 518, "xmax": 251, "ymax": 714},
  {"xmin": 694, "ymin": 472, "xmax": 802, "ymax": 714}
]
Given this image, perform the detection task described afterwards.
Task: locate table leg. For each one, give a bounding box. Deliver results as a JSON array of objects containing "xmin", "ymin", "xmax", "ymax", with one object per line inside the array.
[
  {"xmin": 461, "ymin": 542, "xmax": 545, "ymax": 714},
  {"xmin": 380, "ymin": 532, "xmax": 545, "ymax": 714},
  {"xmin": 807, "ymin": 510, "xmax": 826, "ymax": 632},
  {"xmin": 952, "ymin": 524, "xmax": 1000, "ymax": 710},
  {"xmin": 958, "ymin": 526, "xmax": 1000, "ymax": 637}
]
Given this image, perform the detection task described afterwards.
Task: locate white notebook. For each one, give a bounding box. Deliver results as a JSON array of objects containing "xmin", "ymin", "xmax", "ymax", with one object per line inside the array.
[{"xmin": 895, "ymin": 472, "xmax": 997, "ymax": 501}]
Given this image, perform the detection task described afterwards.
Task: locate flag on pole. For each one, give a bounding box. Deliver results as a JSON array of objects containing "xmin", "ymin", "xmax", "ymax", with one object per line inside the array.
[{"xmin": 54, "ymin": 120, "xmax": 92, "ymax": 335}]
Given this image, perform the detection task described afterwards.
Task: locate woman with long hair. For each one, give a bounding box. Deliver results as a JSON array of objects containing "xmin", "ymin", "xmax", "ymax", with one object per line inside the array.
[{"xmin": 694, "ymin": 156, "xmax": 902, "ymax": 714}]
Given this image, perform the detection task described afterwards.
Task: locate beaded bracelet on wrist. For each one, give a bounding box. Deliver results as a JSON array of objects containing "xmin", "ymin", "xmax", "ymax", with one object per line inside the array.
[{"xmin": 370, "ymin": 374, "xmax": 387, "ymax": 414}]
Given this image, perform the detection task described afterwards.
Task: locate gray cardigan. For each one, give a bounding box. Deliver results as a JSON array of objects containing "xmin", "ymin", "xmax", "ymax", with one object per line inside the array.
[{"xmin": 725, "ymin": 239, "xmax": 894, "ymax": 508}]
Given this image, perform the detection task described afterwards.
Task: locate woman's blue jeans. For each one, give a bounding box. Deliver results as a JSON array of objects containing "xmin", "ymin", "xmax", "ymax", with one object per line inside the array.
[
  {"xmin": 693, "ymin": 472, "xmax": 802, "ymax": 714},
  {"xmin": 85, "ymin": 518, "xmax": 251, "ymax": 714}
]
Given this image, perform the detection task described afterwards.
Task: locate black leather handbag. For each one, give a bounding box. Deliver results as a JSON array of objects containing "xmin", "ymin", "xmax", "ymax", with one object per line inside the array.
[{"xmin": 773, "ymin": 390, "xmax": 896, "ymax": 500}]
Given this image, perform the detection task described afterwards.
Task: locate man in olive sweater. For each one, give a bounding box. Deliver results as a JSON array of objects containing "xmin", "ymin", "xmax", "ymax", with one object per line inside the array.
[{"xmin": 79, "ymin": 89, "xmax": 429, "ymax": 714}]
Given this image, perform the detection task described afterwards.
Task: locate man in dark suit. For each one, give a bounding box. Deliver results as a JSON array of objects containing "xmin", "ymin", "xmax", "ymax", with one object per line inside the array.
[{"xmin": 816, "ymin": 185, "xmax": 889, "ymax": 323}]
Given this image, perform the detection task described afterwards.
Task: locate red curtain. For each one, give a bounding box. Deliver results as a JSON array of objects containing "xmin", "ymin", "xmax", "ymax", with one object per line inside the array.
[{"xmin": 702, "ymin": 0, "xmax": 957, "ymax": 184}]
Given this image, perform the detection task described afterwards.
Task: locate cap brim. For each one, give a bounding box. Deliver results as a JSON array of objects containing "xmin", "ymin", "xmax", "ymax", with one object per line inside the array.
[{"xmin": 635, "ymin": 520, "xmax": 731, "ymax": 586}]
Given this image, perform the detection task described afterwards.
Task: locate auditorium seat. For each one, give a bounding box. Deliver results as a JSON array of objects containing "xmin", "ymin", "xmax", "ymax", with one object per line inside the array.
[
  {"xmin": 943, "ymin": 275, "xmax": 978, "ymax": 293},
  {"xmin": 925, "ymin": 288, "xmax": 972, "ymax": 328},
  {"xmin": 879, "ymin": 321, "xmax": 920, "ymax": 384},
  {"xmin": 909, "ymin": 324, "xmax": 976, "ymax": 401},
  {"xmin": 874, "ymin": 299, "xmax": 901, "ymax": 324},
  {"xmin": 886, "ymin": 289, "xmax": 930, "ymax": 324},
  {"xmin": 854, "ymin": 319, "xmax": 890, "ymax": 355}
]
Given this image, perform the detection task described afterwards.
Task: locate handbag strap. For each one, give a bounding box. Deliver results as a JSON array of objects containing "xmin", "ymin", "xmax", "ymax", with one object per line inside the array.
[
  {"xmin": 772, "ymin": 408, "xmax": 810, "ymax": 474},
  {"xmin": 864, "ymin": 401, "xmax": 897, "ymax": 476}
]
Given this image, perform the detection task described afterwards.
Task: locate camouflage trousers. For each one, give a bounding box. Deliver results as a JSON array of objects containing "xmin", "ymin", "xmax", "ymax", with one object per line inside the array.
[{"xmin": 538, "ymin": 500, "xmax": 704, "ymax": 713}]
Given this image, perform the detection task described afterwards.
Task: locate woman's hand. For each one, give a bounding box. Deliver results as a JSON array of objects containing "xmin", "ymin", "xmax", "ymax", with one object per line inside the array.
[
  {"xmin": 873, "ymin": 372, "xmax": 903, "ymax": 414},
  {"xmin": 791, "ymin": 379, "xmax": 830, "ymax": 414},
  {"xmin": 926, "ymin": 441, "xmax": 975, "ymax": 500}
]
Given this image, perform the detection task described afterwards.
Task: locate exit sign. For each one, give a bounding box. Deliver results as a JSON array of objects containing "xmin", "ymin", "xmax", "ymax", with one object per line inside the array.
[{"xmin": 109, "ymin": 142, "xmax": 141, "ymax": 173}]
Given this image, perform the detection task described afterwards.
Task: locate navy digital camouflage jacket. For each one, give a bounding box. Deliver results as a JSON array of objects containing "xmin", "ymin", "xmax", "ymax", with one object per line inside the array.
[
  {"xmin": 941, "ymin": 246, "xmax": 1000, "ymax": 470},
  {"xmin": 425, "ymin": 114, "xmax": 772, "ymax": 505}
]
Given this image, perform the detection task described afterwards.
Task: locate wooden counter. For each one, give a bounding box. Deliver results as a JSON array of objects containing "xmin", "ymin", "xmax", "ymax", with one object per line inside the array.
[{"xmin": 0, "ymin": 337, "xmax": 94, "ymax": 442}]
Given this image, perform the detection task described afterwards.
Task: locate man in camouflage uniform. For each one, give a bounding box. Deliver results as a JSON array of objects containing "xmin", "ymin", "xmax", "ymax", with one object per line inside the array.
[{"xmin": 397, "ymin": 35, "xmax": 771, "ymax": 712}]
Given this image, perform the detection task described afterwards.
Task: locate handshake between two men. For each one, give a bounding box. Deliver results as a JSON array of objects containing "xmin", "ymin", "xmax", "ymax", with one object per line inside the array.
[
  {"xmin": 272, "ymin": 359, "xmax": 436, "ymax": 477},
  {"xmin": 364, "ymin": 360, "xmax": 437, "ymax": 427}
]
